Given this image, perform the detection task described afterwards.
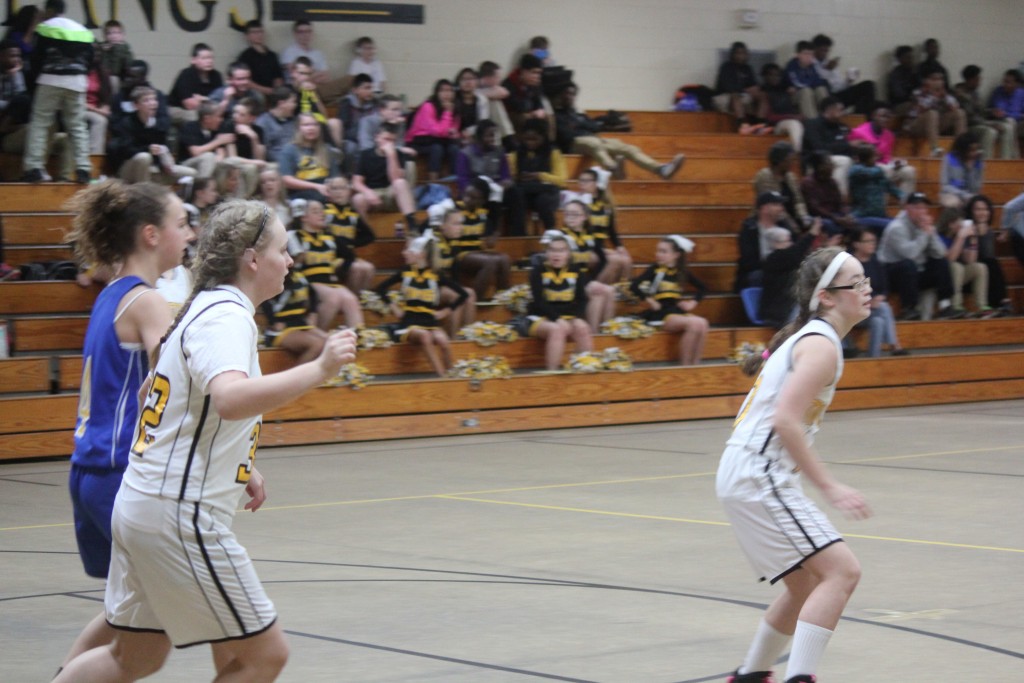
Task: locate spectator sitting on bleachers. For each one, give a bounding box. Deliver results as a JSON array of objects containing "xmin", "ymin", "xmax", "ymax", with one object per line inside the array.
[
  {"xmin": 97, "ymin": 19, "xmax": 132, "ymax": 83},
  {"xmin": 886, "ymin": 45, "xmax": 918, "ymax": 113},
  {"xmin": 735, "ymin": 191, "xmax": 796, "ymax": 291},
  {"xmin": 577, "ymin": 167, "xmax": 632, "ymax": 285},
  {"xmin": 848, "ymin": 143, "xmax": 903, "ymax": 236},
  {"xmin": 939, "ymin": 132, "xmax": 983, "ymax": 209},
  {"xmin": 752, "ymin": 142, "xmax": 810, "ymax": 233},
  {"xmin": 237, "ymin": 20, "xmax": 284, "ymax": 97},
  {"xmin": 713, "ymin": 41, "xmax": 761, "ymax": 128},
  {"xmin": 0, "ymin": 39, "xmax": 53, "ymax": 168},
  {"xmin": 454, "ymin": 67, "xmax": 487, "ymax": 139},
  {"xmin": 476, "ymin": 60, "xmax": 515, "ymax": 145},
  {"xmin": 917, "ymin": 38, "xmax": 950, "ymax": 88},
  {"xmin": 335, "ymin": 72, "xmax": 376, "ymax": 170},
  {"xmin": 502, "ymin": 53, "xmax": 552, "ymax": 138},
  {"xmin": 551, "ymin": 82, "xmax": 684, "ymax": 180},
  {"xmin": 254, "ymin": 86, "xmax": 296, "ymax": 163},
  {"xmin": 281, "ymin": 20, "xmax": 328, "ymax": 84},
  {"xmin": 988, "ymin": 69, "xmax": 1024, "ymax": 157},
  {"xmin": 759, "ymin": 221, "xmax": 822, "ymax": 328},
  {"xmin": 811, "ymin": 33, "xmax": 875, "ymax": 114},
  {"xmin": 212, "ymin": 162, "xmax": 242, "ymax": 199},
  {"xmin": 255, "ymin": 167, "xmax": 293, "ymax": 227},
  {"xmin": 347, "ymin": 36, "xmax": 386, "ymax": 94},
  {"xmin": 800, "ymin": 150, "xmax": 858, "ymax": 237},
  {"xmin": 802, "ymin": 95, "xmax": 854, "ymax": 195},
  {"xmin": 357, "ymin": 93, "xmax": 408, "ymax": 151},
  {"xmin": 938, "ymin": 212, "xmax": 989, "ymax": 317},
  {"xmin": 433, "ymin": 207, "xmax": 478, "ymax": 335},
  {"xmin": 210, "ymin": 62, "xmax": 264, "ymax": 116},
  {"xmin": 187, "ymin": 176, "xmax": 219, "ymax": 226},
  {"xmin": 406, "ymin": 78, "xmax": 461, "ymax": 182},
  {"xmin": 279, "ymin": 111, "xmax": 339, "ymax": 200},
  {"xmin": 454, "ymin": 119, "xmax": 521, "ymax": 235},
  {"xmin": 21, "ymin": 0, "xmax": 94, "ymax": 184},
  {"xmin": 963, "ymin": 194, "xmax": 1013, "ymax": 315},
  {"xmin": 222, "ymin": 97, "xmax": 265, "ymax": 197},
  {"xmin": 1002, "ymin": 189, "xmax": 1024, "ymax": 275},
  {"xmin": 288, "ymin": 56, "xmax": 340, "ymax": 147},
  {"xmin": 508, "ymin": 118, "xmax": 566, "ymax": 233},
  {"xmin": 848, "ymin": 103, "xmax": 917, "ymax": 195},
  {"xmin": 528, "ymin": 35, "xmax": 556, "ymax": 67},
  {"xmin": 177, "ymin": 100, "xmax": 233, "ymax": 178},
  {"xmin": 167, "ymin": 42, "xmax": 222, "ymax": 125},
  {"xmin": 846, "ymin": 226, "xmax": 906, "ymax": 357},
  {"xmin": 784, "ymin": 40, "xmax": 828, "ymax": 119},
  {"xmin": 352, "ymin": 122, "xmax": 418, "ymax": 235},
  {"xmin": 954, "ymin": 65, "xmax": 1017, "ymax": 160},
  {"xmin": 560, "ymin": 199, "xmax": 617, "ymax": 330},
  {"xmin": 109, "ymin": 60, "xmax": 168, "ymax": 130},
  {"xmin": 261, "ymin": 266, "xmax": 327, "ymax": 363},
  {"xmin": 757, "ymin": 63, "xmax": 804, "ymax": 150},
  {"xmin": 107, "ymin": 85, "xmax": 194, "ymax": 185},
  {"xmin": 3, "ymin": 6, "xmax": 39, "ymax": 69},
  {"xmin": 877, "ymin": 192, "xmax": 957, "ymax": 320},
  {"xmin": 904, "ymin": 66, "xmax": 966, "ymax": 157}
]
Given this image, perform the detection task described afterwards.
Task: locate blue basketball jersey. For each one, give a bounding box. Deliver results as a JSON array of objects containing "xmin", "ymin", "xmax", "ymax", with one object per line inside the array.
[{"xmin": 72, "ymin": 276, "xmax": 150, "ymax": 470}]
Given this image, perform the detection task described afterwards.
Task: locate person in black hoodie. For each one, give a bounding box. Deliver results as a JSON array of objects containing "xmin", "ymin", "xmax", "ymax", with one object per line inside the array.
[
  {"xmin": 760, "ymin": 221, "xmax": 823, "ymax": 327},
  {"xmin": 108, "ymin": 85, "xmax": 194, "ymax": 184},
  {"xmin": 801, "ymin": 96, "xmax": 855, "ymax": 195}
]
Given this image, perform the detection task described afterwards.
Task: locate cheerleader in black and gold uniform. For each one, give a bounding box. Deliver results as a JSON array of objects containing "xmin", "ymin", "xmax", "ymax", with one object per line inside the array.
[
  {"xmin": 523, "ymin": 231, "xmax": 606, "ymax": 370},
  {"xmin": 630, "ymin": 235, "xmax": 710, "ymax": 365},
  {"xmin": 561, "ymin": 199, "xmax": 616, "ymax": 331},
  {"xmin": 374, "ymin": 231, "xmax": 469, "ymax": 376},
  {"xmin": 287, "ymin": 200, "xmax": 365, "ymax": 330},
  {"xmin": 324, "ymin": 176, "xmax": 377, "ymax": 293},
  {"xmin": 454, "ymin": 178, "xmax": 511, "ymax": 299},
  {"xmin": 435, "ymin": 208, "xmax": 478, "ymax": 334},
  {"xmin": 261, "ymin": 268, "xmax": 328, "ymax": 363},
  {"xmin": 578, "ymin": 168, "xmax": 633, "ymax": 284}
]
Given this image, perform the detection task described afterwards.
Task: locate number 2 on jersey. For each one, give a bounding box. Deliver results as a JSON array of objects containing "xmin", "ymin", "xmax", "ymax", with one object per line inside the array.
[
  {"xmin": 236, "ymin": 422, "xmax": 262, "ymax": 484},
  {"xmin": 131, "ymin": 374, "xmax": 171, "ymax": 457}
]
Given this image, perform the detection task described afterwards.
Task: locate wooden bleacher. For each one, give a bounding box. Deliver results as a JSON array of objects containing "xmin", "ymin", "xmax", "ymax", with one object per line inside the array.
[{"xmin": 1, "ymin": 110, "xmax": 1023, "ymax": 462}]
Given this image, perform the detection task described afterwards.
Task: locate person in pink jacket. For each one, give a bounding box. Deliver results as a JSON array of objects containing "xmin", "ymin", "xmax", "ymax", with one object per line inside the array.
[
  {"xmin": 847, "ymin": 103, "xmax": 917, "ymax": 196},
  {"xmin": 406, "ymin": 78, "xmax": 461, "ymax": 181}
]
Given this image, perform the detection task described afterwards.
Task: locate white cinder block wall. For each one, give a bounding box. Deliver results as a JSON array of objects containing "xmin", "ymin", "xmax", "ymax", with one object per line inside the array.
[{"xmin": 52, "ymin": 0, "xmax": 1023, "ymax": 111}]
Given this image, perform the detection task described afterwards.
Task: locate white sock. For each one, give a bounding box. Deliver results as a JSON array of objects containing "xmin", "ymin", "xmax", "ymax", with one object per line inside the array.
[
  {"xmin": 785, "ymin": 621, "xmax": 833, "ymax": 679},
  {"xmin": 738, "ymin": 618, "xmax": 791, "ymax": 674},
  {"xmin": 939, "ymin": 298, "xmax": 951, "ymax": 309}
]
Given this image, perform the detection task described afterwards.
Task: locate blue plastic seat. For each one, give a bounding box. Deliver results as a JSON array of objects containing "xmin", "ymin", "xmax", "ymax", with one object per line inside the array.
[{"xmin": 740, "ymin": 287, "xmax": 765, "ymax": 325}]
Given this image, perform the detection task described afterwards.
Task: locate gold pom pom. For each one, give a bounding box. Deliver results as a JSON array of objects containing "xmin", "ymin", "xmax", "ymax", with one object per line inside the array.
[
  {"xmin": 359, "ymin": 290, "xmax": 391, "ymax": 316},
  {"xmin": 565, "ymin": 348, "xmax": 634, "ymax": 373},
  {"xmin": 448, "ymin": 355, "xmax": 514, "ymax": 380},
  {"xmin": 324, "ymin": 362, "xmax": 374, "ymax": 389},
  {"xmin": 493, "ymin": 285, "xmax": 533, "ymax": 314},
  {"xmin": 458, "ymin": 321, "xmax": 519, "ymax": 347},
  {"xmin": 600, "ymin": 316, "xmax": 655, "ymax": 340},
  {"xmin": 357, "ymin": 327, "xmax": 394, "ymax": 350}
]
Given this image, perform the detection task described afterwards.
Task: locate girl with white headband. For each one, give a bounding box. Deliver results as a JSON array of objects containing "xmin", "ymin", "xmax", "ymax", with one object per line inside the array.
[
  {"xmin": 717, "ymin": 247, "xmax": 873, "ymax": 683},
  {"xmin": 629, "ymin": 235, "xmax": 709, "ymax": 365},
  {"xmin": 374, "ymin": 229, "xmax": 468, "ymax": 377}
]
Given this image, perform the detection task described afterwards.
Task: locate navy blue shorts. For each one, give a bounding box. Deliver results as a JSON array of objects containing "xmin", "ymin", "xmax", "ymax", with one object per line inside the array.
[{"xmin": 68, "ymin": 464, "xmax": 124, "ymax": 579}]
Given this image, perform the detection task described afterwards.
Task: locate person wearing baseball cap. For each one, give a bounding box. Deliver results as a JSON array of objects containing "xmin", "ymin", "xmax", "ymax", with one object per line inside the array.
[
  {"xmin": 735, "ymin": 192, "xmax": 794, "ymax": 291},
  {"xmin": 877, "ymin": 192, "xmax": 959, "ymax": 320}
]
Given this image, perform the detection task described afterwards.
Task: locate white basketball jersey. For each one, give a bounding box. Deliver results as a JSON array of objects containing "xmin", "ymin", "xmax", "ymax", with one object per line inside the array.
[
  {"xmin": 727, "ymin": 319, "xmax": 844, "ymax": 468},
  {"xmin": 122, "ymin": 286, "xmax": 263, "ymax": 520}
]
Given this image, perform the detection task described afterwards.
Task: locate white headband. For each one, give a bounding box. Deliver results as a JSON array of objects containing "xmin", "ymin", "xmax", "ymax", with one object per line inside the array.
[
  {"xmin": 809, "ymin": 251, "xmax": 851, "ymax": 312},
  {"xmin": 666, "ymin": 234, "xmax": 695, "ymax": 253},
  {"xmin": 540, "ymin": 229, "xmax": 576, "ymax": 250},
  {"xmin": 408, "ymin": 228, "xmax": 434, "ymax": 254}
]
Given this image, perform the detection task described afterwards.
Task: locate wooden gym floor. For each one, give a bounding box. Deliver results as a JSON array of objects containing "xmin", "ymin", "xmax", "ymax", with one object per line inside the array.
[{"xmin": 1, "ymin": 400, "xmax": 1022, "ymax": 682}]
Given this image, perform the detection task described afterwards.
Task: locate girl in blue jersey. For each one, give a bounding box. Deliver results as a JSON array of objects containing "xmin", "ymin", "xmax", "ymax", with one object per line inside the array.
[
  {"xmin": 58, "ymin": 180, "xmax": 193, "ymax": 671},
  {"xmin": 718, "ymin": 247, "xmax": 873, "ymax": 683},
  {"xmin": 55, "ymin": 201, "xmax": 356, "ymax": 682}
]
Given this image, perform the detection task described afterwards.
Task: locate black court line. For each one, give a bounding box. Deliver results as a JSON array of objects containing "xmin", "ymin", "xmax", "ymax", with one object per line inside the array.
[
  {"xmin": 832, "ymin": 462, "xmax": 1024, "ymax": 478},
  {"xmin": 284, "ymin": 630, "xmax": 598, "ymax": 682},
  {"xmin": 0, "ymin": 476, "xmax": 61, "ymax": 486}
]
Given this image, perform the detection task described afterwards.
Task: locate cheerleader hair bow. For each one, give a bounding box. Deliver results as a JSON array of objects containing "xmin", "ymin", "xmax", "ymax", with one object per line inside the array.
[
  {"xmin": 589, "ymin": 166, "xmax": 612, "ymax": 190},
  {"xmin": 560, "ymin": 190, "xmax": 593, "ymax": 207},
  {"xmin": 666, "ymin": 234, "xmax": 695, "ymax": 253},
  {"xmin": 540, "ymin": 229, "xmax": 577, "ymax": 250},
  {"xmin": 408, "ymin": 228, "xmax": 435, "ymax": 254}
]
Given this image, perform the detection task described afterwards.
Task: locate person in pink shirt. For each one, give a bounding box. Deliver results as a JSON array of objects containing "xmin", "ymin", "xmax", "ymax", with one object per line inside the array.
[
  {"xmin": 406, "ymin": 78, "xmax": 461, "ymax": 181},
  {"xmin": 848, "ymin": 103, "xmax": 917, "ymax": 196}
]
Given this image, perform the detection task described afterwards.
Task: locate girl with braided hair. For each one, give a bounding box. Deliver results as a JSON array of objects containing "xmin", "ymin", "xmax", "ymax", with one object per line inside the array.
[
  {"xmin": 56, "ymin": 199, "xmax": 357, "ymax": 683},
  {"xmin": 718, "ymin": 247, "xmax": 873, "ymax": 683},
  {"xmin": 55, "ymin": 180, "xmax": 193, "ymax": 675}
]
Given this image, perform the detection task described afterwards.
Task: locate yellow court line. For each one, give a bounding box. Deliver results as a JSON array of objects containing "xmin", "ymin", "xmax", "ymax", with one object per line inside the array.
[
  {"xmin": 0, "ymin": 522, "xmax": 73, "ymax": 532},
  {"xmin": 436, "ymin": 496, "xmax": 1024, "ymax": 554},
  {"xmin": 437, "ymin": 495, "xmax": 731, "ymax": 527},
  {"xmin": 836, "ymin": 444, "xmax": 1024, "ymax": 465}
]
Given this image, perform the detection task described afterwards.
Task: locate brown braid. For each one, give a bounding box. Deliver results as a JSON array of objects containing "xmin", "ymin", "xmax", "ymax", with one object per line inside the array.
[
  {"xmin": 740, "ymin": 246, "xmax": 844, "ymax": 376},
  {"xmin": 154, "ymin": 200, "xmax": 271, "ymax": 365}
]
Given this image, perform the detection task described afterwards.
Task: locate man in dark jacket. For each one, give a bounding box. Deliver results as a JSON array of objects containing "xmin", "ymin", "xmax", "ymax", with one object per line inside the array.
[
  {"xmin": 21, "ymin": 0, "xmax": 94, "ymax": 183},
  {"xmin": 802, "ymin": 95, "xmax": 855, "ymax": 195},
  {"xmin": 735, "ymin": 191, "xmax": 794, "ymax": 291}
]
